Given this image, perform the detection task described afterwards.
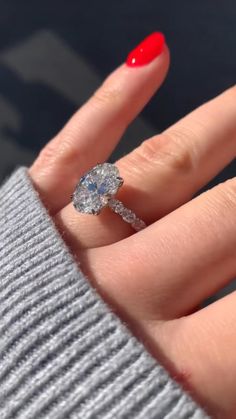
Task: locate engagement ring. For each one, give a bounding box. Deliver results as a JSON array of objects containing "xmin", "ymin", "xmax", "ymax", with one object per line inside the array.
[{"xmin": 72, "ymin": 163, "xmax": 146, "ymax": 231}]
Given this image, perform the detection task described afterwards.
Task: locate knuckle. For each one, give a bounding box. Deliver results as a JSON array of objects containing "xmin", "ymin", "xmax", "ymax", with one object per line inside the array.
[
  {"xmin": 92, "ymin": 84, "xmax": 121, "ymax": 108},
  {"xmin": 133, "ymin": 136, "xmax": 163, "ymax": 168},
  {"xmin": 121, "ymin": 137, "xmax": 160, "ymax": 178},
  {"xmin": 36, "ymin": 137, "xmax": 58, "ymax": 165},
  {"xmin": 36, "ymin": 131, "xmax": 80, "ymax": 167},
  {"xmin": 160, "ymin": 129, "xmax": 196, "ymax": 172},
  {"xmin": 127, "ymin": 129, "xmax": 196, "ymax": 175}
]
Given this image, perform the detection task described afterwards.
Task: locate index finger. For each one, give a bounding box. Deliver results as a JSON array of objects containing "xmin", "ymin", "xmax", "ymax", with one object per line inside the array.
[{"xmin": 30, "ymin": 33, "xmax": 169, "ymax": 213}]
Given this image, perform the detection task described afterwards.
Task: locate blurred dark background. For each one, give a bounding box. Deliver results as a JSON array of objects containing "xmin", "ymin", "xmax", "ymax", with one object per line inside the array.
[
  {"xmin": 0, "ymin": 0, "xmax": 235, "ymax": 300},
  {"xmin": 0, "ymin": 0, "xmax": 235, "ymax": 178}
]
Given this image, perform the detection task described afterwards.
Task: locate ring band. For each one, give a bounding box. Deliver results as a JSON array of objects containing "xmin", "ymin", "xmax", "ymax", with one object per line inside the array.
[{"xmin": 72, "ymin": 163, "xmax": 146, "ymax": 232}]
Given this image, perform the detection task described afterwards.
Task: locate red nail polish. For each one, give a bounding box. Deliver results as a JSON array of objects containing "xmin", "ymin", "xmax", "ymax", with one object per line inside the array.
[{"xmin": 126, "ymin": 32, "xmax": 165, "ymax": 67}]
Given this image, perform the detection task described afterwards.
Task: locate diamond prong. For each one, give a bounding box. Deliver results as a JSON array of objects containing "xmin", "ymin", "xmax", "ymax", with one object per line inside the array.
[{"xmin": 117, "ymin": 176, "xmax": 124, "ymax": 187}]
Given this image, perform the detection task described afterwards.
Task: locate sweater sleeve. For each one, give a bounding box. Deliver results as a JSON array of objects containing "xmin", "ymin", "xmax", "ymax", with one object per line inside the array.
[{"xmin": 0, "ymin": 168, "xmax": 210, "ymax": 419}]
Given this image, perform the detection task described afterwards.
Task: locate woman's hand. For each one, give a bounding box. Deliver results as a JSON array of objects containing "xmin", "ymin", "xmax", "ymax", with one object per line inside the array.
[{"xmin": 29, "ymin": 34, "xmax": 236, "ymax": 418}]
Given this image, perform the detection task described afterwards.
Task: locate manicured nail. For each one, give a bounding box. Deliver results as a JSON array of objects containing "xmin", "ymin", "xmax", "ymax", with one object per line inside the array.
[{"xmin": 126, "ymin": 32, "xmax": 165, "ymax": 67}]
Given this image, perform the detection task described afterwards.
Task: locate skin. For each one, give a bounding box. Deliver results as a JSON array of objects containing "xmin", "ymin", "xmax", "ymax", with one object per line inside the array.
[{"xmin": 29, "ymin": 42, "xmax": 236, "ymax": 418}]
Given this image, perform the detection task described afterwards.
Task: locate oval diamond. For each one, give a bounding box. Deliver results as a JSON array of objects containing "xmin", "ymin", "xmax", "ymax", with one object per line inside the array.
[{"xmin": 72, "ymin": 163, "xmax": 123, "ymax": 215}]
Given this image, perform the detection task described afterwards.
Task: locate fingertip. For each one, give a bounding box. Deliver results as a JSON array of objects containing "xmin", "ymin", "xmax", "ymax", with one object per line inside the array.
[{"xmin": 125, "ymin": 32, "xmax": 166, "ymax": 67}]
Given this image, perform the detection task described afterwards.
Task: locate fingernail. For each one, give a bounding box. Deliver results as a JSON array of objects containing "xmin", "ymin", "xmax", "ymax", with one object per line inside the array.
[{"xmin": 126, "ymin": 32, "xmax": 165, "ymax": 67}]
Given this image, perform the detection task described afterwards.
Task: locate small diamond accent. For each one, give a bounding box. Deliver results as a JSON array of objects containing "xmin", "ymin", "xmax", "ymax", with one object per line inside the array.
[
  {"xmin": 108, "ymin": 199, "xmax": 146, "ymax": 232},
  {"xmin": 121, "ymin": 208, "xmax": 136, "ymax": 223}
]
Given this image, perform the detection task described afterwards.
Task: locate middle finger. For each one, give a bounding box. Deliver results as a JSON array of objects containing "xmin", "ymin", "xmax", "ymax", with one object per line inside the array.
[{"xmin": 81, "ymin": 175, "xmax": 236, "ymax": 323}]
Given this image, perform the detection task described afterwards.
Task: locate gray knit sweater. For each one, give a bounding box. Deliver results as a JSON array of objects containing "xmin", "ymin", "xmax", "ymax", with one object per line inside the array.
[{"xmin": 0, "ymin": 168, "xmax": 209, "ymax": 419}]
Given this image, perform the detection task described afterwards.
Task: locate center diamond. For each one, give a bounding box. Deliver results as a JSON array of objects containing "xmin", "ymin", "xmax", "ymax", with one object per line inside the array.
[{"xmin": 72, "ymin": 163, "xmax": 123, "ymax": 215}]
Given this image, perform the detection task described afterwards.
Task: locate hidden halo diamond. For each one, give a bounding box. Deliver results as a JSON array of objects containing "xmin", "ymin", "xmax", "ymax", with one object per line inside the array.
[{"xmin": 72, "ymin": 163, "xmax": 146, "ymax": 232}]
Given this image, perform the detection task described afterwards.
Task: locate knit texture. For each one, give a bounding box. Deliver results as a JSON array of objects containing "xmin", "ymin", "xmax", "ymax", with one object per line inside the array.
[{"xmin": 0, "ymin": 168, "xmax": 210, "ymax": 419}]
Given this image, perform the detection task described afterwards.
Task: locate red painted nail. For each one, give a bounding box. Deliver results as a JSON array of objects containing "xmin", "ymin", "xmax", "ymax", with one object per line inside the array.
[{"xmin": 126, "ymin": 32, "xmax": 165, "ymax": 67}]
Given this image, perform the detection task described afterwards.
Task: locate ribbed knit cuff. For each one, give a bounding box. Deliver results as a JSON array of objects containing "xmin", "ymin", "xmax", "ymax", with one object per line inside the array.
[{"xmin": 0, "ymin": 168, "xmax": 209, "ymax": 419}]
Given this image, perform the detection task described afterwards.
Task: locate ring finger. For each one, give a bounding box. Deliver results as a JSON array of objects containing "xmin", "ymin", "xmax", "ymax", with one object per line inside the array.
[{"xmin": 56, "ymin": 85, "xmax": 236, "ymax": 249}]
